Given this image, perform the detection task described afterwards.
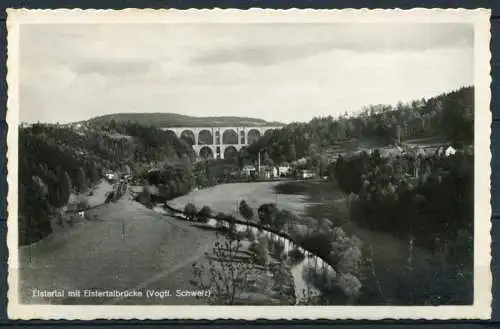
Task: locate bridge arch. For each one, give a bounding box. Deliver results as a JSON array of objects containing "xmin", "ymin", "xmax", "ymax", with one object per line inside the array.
[
  {"xmin": 199, "ymin": 146, "xmax": 214, "ymax": 159},
  {"xmin": 223, "ymin": 146, "xmax": 238, "ymax": 160},
  {"xmin": 198, "ymin": 129, "xmax": 213, "ymax": 145},
  {"xmin": 180, "ymin": 129, "xmax": 196, "ymax": 146},
  {"xmin": 247, "ymin": 129, "xmax": 261, "ymax": 144},
  {"xmin": 222, "ymin": 129, "xmax": 238, "ymax": 145}
]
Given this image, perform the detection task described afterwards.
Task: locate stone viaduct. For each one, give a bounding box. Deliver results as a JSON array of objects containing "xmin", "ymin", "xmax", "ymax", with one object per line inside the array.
[{"xmin": 161, "ymin": 125, "xmax": 283, "ymax": 159}]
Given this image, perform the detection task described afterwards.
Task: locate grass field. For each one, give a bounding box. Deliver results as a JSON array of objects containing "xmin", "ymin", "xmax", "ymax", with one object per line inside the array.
[{"xmin": 19, "ymin": 197, "xmax": 217, "ymax": 305}]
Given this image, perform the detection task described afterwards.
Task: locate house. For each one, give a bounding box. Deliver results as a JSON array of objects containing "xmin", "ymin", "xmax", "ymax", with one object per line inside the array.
[
  {"xmin": 445, "ymin": 146, "xmax": 457, "ymax": 157},
  {"xmin": 259, "ymin": 165, "xmax": 276, "ymax": 179},
  {"xmin": 241, "ymin": 165, "xmax": 256, "ymax": 177},
  {"xmin": 105, "ymin": 172, "xmax": 118, "ymax": 181},
  {"xmin": 277, "ymin": 164, "xmax": 291, "ymax": 177},
  {"xmin": 299, "ymin": 169, "xmax": 316, "ymax": 180}
]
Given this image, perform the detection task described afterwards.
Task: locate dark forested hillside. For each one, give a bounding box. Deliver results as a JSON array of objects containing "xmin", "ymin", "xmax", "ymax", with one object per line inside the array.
[
  {"xmin": 86, "ymin": 112, "xmax": 283, "ymax": 128},
  {"xmin": 244, "ymin": 86, "xmax": 473, "ymax": 165},
  {"xmin": 18, "ymin": 122, "xmax": 195, "ymax": 245}
]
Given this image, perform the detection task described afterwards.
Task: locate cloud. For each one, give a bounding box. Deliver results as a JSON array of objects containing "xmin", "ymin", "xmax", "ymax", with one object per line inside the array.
[
  {"xmin": 191, "ymin": 23, "xmax": 473, "ymax": 66},
  {"xmin": 191, "ymin": 43, "xmax": 338, "ymax": 66},
  {"xmin": 74, "ymin": 60, "xmax": 154, "ymax": 78},
  {"xmin": 18, "ymin": 22, "xmax": 474, "ymax": 124}
]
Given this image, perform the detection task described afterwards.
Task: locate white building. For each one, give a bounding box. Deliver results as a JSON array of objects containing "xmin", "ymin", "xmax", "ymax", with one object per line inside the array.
[
  {"xmin": 241, "ymin": 165, "xmax": 256, "ymax": 176},
  {"xmin": 300, "ymin": 169, "xmax": 316, "ymax": 179},
  {"xmin": 277, "ymin": 164, "xmax": 291, "ymax": 176},
  {"xmin": 445, "ymin": 146, "xmax": 457, "ymax": 157}
]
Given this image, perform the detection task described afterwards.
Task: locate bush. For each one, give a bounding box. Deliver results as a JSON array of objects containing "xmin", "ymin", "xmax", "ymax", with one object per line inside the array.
[
  {"xmin": 184, "ymin": 203, "xmax": 198, "ymax": 220},
  {"xmin": 198, "ymin": 205, "xmax": 212, "ymax": 223}
]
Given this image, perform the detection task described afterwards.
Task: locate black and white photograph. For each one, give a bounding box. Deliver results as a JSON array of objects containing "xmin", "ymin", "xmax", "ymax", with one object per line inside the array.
[{"xmin": 6, "ymin": 8, "xmax": 492, "ymax": 320}]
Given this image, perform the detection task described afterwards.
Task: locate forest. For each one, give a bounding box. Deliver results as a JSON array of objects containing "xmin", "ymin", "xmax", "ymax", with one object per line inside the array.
[
  {"xmin": 18, "ymin": 121, "xmax": 194, "ymax": 245},
  {"xmin": 244, "ymin": 86, "xmax": 473, "ymax": 165}
]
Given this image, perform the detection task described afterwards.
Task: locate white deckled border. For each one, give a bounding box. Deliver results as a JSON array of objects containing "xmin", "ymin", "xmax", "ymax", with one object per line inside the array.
[{"xmin": 5, "ymin": 8, "xmax": 492, "ymax": 320}]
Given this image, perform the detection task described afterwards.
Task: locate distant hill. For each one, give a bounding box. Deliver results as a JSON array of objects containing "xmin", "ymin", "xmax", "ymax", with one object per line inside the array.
[{"xmin": 85, "ymin": 113, "xmax": 284, "ymax": 128}]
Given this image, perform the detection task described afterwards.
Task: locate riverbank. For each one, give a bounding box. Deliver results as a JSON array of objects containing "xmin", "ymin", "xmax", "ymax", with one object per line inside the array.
[{"xmin": 151, "ymin": 206, "xmax": 297, "ymax": 305}]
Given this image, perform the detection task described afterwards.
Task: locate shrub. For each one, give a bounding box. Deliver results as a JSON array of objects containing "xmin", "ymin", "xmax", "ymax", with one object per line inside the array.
[
  {"xmin": 198, "ymin": 205, "xmax": 212, "ymax": 223},
  {"xmin": 184, "ymin": 203, "xmax": 198, "ymax": 220}
]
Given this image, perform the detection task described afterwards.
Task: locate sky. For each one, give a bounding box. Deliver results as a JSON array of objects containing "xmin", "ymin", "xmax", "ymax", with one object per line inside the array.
[{"xmin": 19, "ymin": 23, "xmax": 474, "ymax": 124}]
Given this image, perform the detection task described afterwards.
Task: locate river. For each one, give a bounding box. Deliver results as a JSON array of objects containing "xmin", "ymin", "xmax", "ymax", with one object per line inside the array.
[
  {"xmin": 165, "ymin": 179, "xmax": 442, "ymax": 305},
  {"xmin": 162, "ymin": 180, "xmax": 340, "ymax": 304}
]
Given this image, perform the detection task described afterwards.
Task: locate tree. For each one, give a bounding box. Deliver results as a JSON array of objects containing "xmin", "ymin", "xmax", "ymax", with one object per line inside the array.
[
  {"xmin": 89, "ymin": 165, "xmax": 101, "ymax": 183},
  {"xmin": 75, "ymin": 167, "xmax": 88, "ymax": 193},
  {"xmin": 257, "ymin": 203, "xmax": 278, "ymax": 227},
  {"xmin": 47, "ymin": 169, "xmax": 71, "ymax": 209},
  {"xmin": 239, "ymin": 200, "xmax": 254, "ymax": 221},
  {"xmin": 64, "ymin": 171, "xmax": 73, "ymax": 193},
  {"xmin": 262, "ymin": 152, "xmax": 274, "ymax": 166},
  {"xmin": 190, "ymin": 233, "xmax": 259, "ymax": 304},
  {"xmin": 287, "ymin": 143, "xmax": 297, "ymax": 162},
  {"xmin": 19, "ymin": 175, "xmax": 52, "ymax": 245},
  {"xmin": 249, "ymin": 235, "xmax": 269, "ymax": 266},
  {"xmin": 273, "ymin": 209, "xmax": 290, "ymax": 232},
  {"xmin": 198, "ymin": 205, "xmax": 212, "ymax": 223},
  {"xmin": 184, "ymin": 203, "xmax": 198, "ymax": 220}
]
